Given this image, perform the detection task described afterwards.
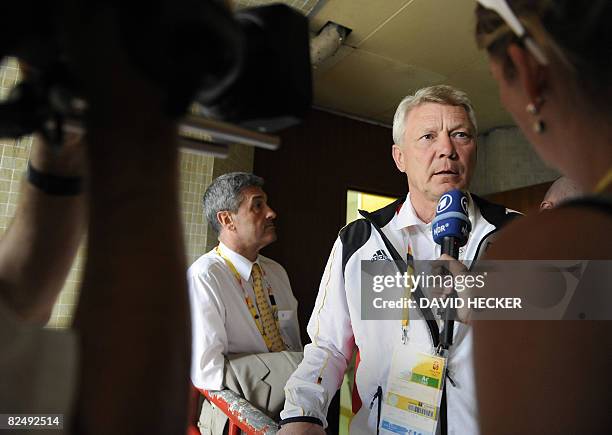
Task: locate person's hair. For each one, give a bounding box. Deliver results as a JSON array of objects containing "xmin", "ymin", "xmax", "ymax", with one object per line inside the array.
[
  {"xmin": 392, "ymin": 85, "xmax": 478, "ymax": 145},
  {"xmin": 203, "ymin": 172, "xmax": 264, "ymax": 234},
  {"xmin": 475, "ymin": 0, "xmax": 612, "ymax": 113},
  {"xmin": 543, "ymin": 176, "xmax": 583, "ymax": 203}
]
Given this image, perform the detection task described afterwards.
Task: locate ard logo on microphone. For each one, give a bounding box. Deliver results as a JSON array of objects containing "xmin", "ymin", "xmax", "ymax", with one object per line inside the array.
[
  {"xmin": 437, "ymin": 194, "xmax": 453, "ymax": 213},
  {"xmin": 461, "ymin": 196, "xmax": 469, "ymax": 214}
]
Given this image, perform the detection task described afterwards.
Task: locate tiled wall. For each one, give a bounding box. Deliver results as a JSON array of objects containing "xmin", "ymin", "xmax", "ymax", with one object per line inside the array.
[
  {"xmin": 0, "ymin": 59, "xmax": 27, "ymax": 229},
  {"xmin": 471, "ymin": 127, "xmax": 559, "ymax": 196},
  {"xmin": 0, "ymin": 59, "xmax": 253, "ymax": 328},
  {"xmin": 180, "ymin": 151, "xmax": 215, "ymax": 264}
]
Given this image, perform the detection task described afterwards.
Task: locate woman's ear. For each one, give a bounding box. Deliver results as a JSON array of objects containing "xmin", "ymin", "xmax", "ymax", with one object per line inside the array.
[{"xmin": 507, "ymin": 43, "xmax": 548, "ymax": 104}]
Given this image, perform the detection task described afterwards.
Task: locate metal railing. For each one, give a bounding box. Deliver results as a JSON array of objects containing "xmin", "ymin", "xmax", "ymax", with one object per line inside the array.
[{"xmin": 202, "ymin": 390, "xmax": 279, "ymax": 435}]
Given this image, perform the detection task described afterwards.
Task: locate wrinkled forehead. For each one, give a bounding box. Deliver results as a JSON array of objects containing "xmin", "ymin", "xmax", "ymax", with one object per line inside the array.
[
  {"xmin": 238, "ymin": 185, "xmax": 267, "ymax": 203},
  {"xmin": 406, "ymin": 103, "xmax": 475, "ymax": 132}
]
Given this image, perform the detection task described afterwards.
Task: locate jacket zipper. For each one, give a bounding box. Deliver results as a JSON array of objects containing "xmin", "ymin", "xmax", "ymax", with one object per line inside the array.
[{"xmin": 369, "ymin": 386, "xmax": 383, "ymax": 435}]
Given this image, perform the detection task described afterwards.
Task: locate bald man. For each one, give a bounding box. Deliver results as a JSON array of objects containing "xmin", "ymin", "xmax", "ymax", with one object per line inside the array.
[{"xmin": 540, "ymin": 177, "xmax": 583, "ymax": 211}]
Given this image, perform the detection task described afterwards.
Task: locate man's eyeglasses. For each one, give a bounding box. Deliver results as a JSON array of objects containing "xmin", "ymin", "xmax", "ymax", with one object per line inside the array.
[{"xmin": 476, "ymin": 0, "xmax": 549, "ymax": 65}]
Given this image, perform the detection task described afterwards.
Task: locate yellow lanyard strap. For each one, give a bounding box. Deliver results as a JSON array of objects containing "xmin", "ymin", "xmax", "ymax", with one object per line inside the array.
[
  {"xmin": 215, "ymin": 245, "xmax": 281, "ymax": 349},
  {"xmin": 594, "ymin": 167, "xmax": 612, "ymax": 194}
]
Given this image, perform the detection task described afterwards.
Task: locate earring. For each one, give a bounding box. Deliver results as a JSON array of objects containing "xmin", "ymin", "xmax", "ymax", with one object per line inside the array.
[
  {"xmin": 526, "ymin": 98, "xmax": 546, "ymax": 133},
  {"xmin": 533, "ymin": 120, "xmax": 545, "ymax": 133},
  {"xmin": 526, "ymin": 102, "xmax": 538, "ymax": 114}
]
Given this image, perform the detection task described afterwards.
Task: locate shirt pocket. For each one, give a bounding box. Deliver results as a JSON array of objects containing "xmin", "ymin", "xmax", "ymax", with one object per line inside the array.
[{"xmin": 278, "ymin": 309, "xmax": 301, "ymax": 351}]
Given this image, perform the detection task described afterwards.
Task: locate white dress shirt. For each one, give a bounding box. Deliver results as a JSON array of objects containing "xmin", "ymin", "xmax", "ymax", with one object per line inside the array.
[
  {"xmin": 189, "ymin": 242, "xmax": 302, "ymax": 390},
  {"xmin": 389, "ymin": 192, "xmax": 478, "ymax": 262}
]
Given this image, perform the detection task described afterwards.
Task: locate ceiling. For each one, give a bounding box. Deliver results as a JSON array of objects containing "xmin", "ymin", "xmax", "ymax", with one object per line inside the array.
[
  {"xmin": 237, "ymin": 0, "xmax": 515, "ymax": 133},
  {"xmin": 1, "ymin": 1, "xmax": 514, "ymax": 137},
  {"xmin": 235, "ymin": 0, "xmax": 321, "ymax": 15}
]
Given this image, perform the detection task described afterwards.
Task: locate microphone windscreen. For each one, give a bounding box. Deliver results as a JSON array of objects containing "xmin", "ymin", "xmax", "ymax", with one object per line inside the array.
[{"xmin": 432, "ymin": 189, "xmax": 471, "ymax": 247}]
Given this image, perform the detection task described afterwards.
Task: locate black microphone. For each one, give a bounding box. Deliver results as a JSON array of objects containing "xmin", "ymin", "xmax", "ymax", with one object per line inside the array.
[{"xmin": 432, "ymin": 189, "xmax": 472, "ymax": 349}]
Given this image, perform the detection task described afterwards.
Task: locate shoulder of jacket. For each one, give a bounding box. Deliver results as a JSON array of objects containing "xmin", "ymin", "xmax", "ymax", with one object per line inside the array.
[
  {"xmin": 336, "ymin": 219, "xmax": 372, "ymax": 276},
  {"xmin": 338, "ymin": 198, "xmax": 404, "ymax": 273},
  {"xmin": 472, "ymin": 194, "xmax": 522, "ymax": 229}
]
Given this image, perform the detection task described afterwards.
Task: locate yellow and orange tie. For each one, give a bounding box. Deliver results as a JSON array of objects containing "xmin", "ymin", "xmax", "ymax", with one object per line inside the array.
[{"xmin": 251, "ymin": 264, "xmax": 285, "ymax": 352}]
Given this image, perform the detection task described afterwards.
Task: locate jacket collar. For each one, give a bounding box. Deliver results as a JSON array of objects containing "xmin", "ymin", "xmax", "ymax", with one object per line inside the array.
[
  {"xmin": 390, "ymin": 192, "xmax": 478, "ymax": 231},
  {"xmin": 359, "ymin": 191, "xmax": 520, "ymax": 233},
  {"xmin": 471, "ymin": 194, "xmax": 521, "ymax": 228}
]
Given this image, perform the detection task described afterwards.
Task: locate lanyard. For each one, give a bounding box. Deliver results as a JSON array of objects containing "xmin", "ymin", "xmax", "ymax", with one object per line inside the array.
[
  {"xmin": 401, "ymin": 245, "xmax": 415, "ymax": 344},
  {"xmin": 215, "ymin": 245, "xmax": 280, "ymax": 349},
  {"xmin": 359, "ymin": 205, "xmax": 441, "ymax": 351}
]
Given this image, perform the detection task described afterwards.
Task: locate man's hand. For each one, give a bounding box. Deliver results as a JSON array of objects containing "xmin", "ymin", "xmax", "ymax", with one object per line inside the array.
[
  {"xmin": 430, "ymin": 254, "xmax": 473, "ymax": 324},
  {"xmin": 278, "ymin": 422, "xmax": 326, "ymax": 435}
]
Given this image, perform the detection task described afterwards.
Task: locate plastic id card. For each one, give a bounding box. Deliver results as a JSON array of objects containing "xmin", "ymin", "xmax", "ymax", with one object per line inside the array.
[{"xmin": 379, "ymin": 344, "xmax": 446, "ymax": 435}]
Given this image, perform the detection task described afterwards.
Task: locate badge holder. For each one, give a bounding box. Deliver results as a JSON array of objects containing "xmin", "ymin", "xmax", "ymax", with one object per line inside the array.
[
  {"xmin": 379, "ymin": 342, "xmax": 447, "ymax": 435},
  {"xmin": 379, "ymin": 285, "xmax": 456, "ymax": 435}
]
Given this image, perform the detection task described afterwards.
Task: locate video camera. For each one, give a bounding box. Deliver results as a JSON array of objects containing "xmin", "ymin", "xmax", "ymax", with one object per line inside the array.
[{"xmin": 0, "ymin": 0, "xmax": 312, "ymax": 147}]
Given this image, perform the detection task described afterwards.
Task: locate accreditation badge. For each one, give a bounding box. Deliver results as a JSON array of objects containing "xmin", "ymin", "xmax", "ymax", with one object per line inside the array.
[{"xmin": 379, "ymin": 343, "xmax": 446, "ymax": 435}]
